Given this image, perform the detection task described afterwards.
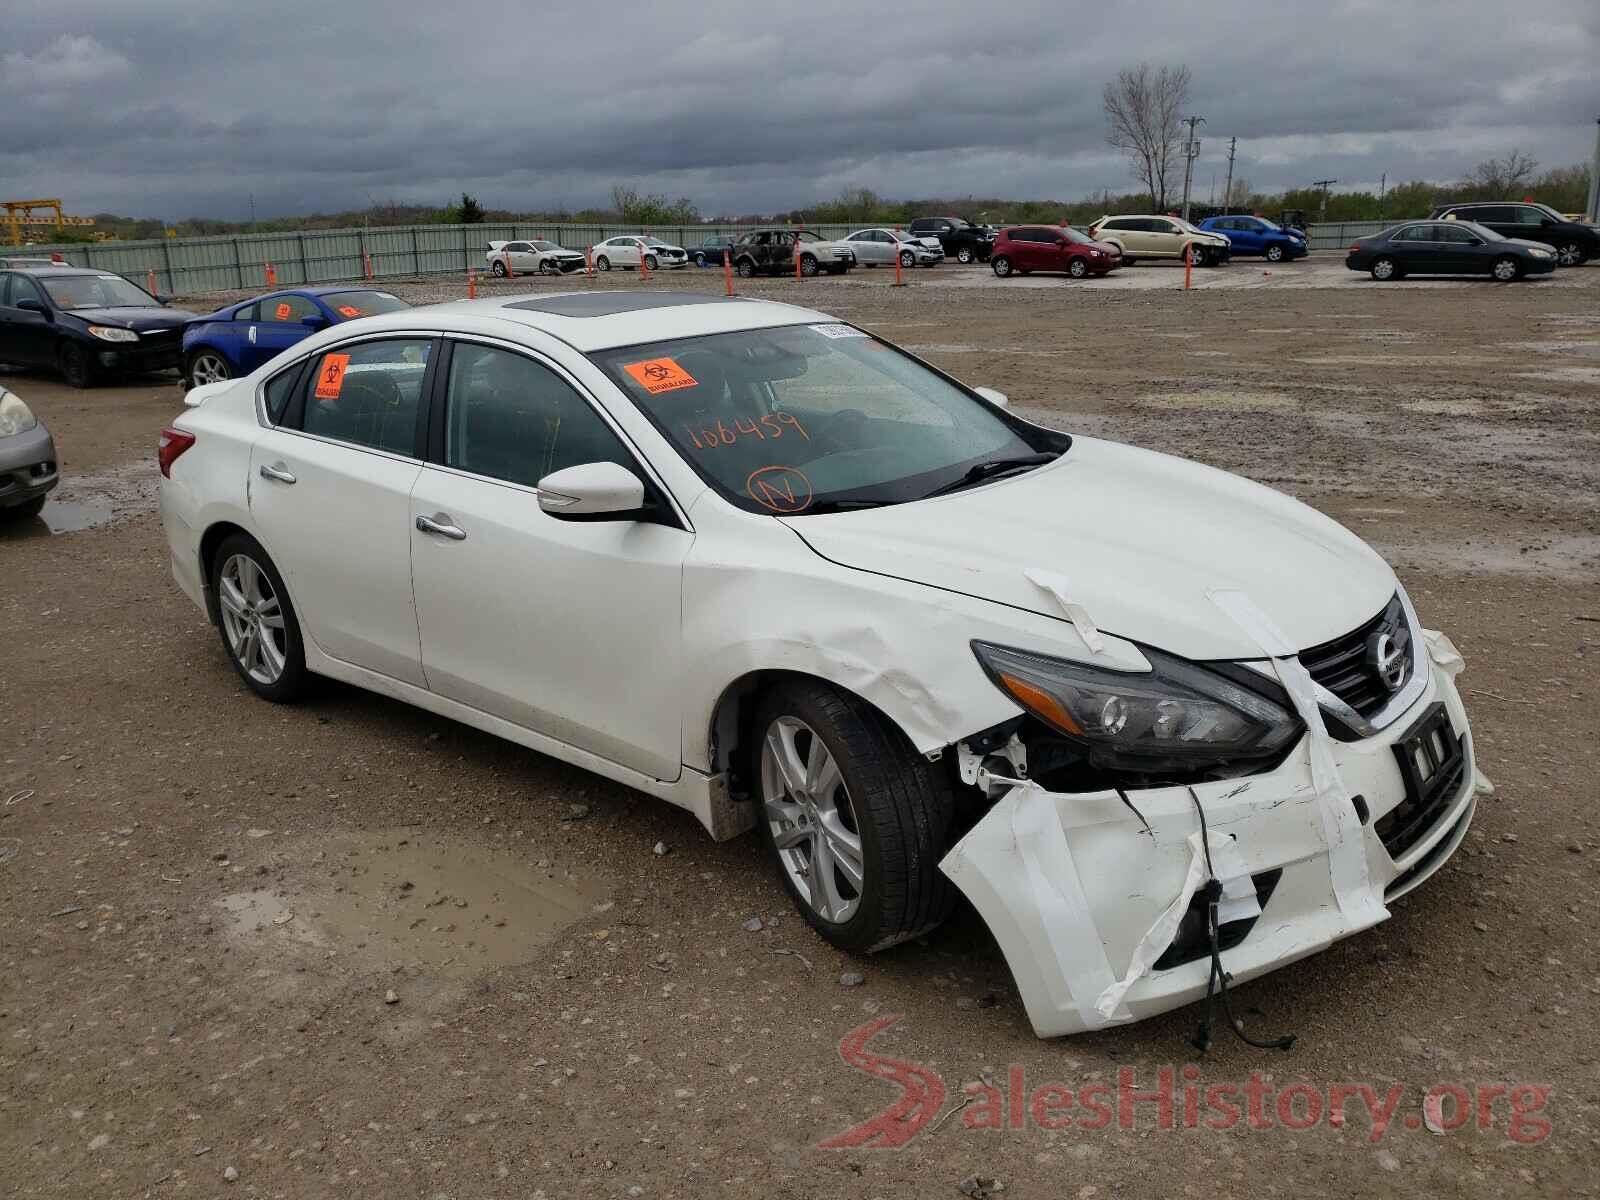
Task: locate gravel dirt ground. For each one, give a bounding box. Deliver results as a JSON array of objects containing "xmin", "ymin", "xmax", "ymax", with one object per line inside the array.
[{"xmin": 3, "ymin": 259, "xmax": 1597, "ymax": 1198}]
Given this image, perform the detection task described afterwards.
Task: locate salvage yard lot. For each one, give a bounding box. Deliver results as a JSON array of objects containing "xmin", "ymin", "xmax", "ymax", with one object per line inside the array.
[{"xmin": 3, "ymin": 263, "xmax": 1598, "ymax": 1198}]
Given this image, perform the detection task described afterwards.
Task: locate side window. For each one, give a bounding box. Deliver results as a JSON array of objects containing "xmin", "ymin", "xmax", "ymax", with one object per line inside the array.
[
  {"xmin": 444, "ymin": 343, "xmax": 633, "ymax": 488},
  {"xmin": 260, "ymin": 294, "xmax": 319, "ymax": 324},
  {"xmin": 1508, "ymin": 207, "xmax": 1541, "ymax": 225},
  {"xmin": 1472, "ymin": 206, "xmax": 1513, "ymax": 223},
  {"xmin": 1101, "ymin": 219, "xmax": 1127, "ymax": 231},
  {"xmin": 7, "ymin": 275, "xmax": 46, "ymax": 307},
  {"xmin": 263, "ymin": 364, "xmax": 299, "ymax": 424},
  {"xmin": 235, "ymin": 302, "xmax": 258, "ymax": 322},
  {"xmin": 1394, "ymin": 225, "xmax": 1433, "ymax": 241},
  {"xmin": 300, "ymin": 338, "xmax": 431, "ymax": 455}
]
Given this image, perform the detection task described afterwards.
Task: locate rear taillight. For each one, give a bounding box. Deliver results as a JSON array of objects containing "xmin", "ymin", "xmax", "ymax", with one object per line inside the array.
[
  {"xmin": 158, "ymin": 427, "xmax": 195, "ymax": 478},
  {"xmin": 1349, "ymin": 242, "xmax": 1362, "ymax": 250}
]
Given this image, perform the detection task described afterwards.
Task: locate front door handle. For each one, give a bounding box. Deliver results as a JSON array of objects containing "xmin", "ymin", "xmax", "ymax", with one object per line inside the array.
[
  {"xmin": 258, "ymin": 462, "xmax": 296, "ymax": 484},
  {"xmin": 416, "ymin": 513, "xmax": 467, "ymax": 541}
]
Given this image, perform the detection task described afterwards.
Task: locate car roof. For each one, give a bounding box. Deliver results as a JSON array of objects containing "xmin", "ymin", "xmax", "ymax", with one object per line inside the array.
[
  {"xmin": 4, "ymin": 265, "xmax": 114, "ymax": 278},
  {"xmin": 340, "ymin": 292, "xmax": 833, "ymax": 353}
]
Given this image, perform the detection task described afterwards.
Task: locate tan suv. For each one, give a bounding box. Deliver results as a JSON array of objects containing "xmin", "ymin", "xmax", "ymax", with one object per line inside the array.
[{"xmin": 1086, "ymin": 215, "xmax": 1231, "ymax": 267}]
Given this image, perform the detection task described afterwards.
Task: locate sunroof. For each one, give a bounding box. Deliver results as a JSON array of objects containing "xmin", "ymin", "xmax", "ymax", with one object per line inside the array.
[{"xmin": 504, "ymin": 292, "xmax": 738, "ymax": 317}]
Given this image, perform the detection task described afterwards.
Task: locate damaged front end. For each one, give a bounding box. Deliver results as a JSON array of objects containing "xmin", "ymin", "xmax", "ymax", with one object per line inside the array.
[{"xmin": 939, "ymin": 593, "xmax": 1485, "ymax": 1040}]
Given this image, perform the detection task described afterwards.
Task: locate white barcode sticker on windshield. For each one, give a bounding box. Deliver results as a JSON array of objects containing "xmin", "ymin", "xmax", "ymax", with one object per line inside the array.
[{"xmin": 810, "ymin": 323, "xmax": 867, "ymax": 339}]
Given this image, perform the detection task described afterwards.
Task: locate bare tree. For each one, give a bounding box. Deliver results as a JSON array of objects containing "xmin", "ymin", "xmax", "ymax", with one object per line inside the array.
[
  {"xmin": 1102, "ymin": 63, "xmax": 1190, "ymax": 209},
  {"xmin": 1226, "ymin": 176, "xmax": 1253, "ymax": 209},
  {"xmin": 1467, "ymin": 150, "xmax": 1539, "ymax": 199}
]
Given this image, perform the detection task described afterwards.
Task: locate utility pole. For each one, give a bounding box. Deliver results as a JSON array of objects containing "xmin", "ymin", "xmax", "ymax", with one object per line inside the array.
[
  {"xmin": 248, "ymin": 193, "xmax": 257, "ymax": 232},
  {"xmin": 1221, "ymin": 136, "xmax": 1237, "ymax": 214},
  {"xmin": 1587, "ymin": 115, "xmax": 1600, "ymax": 224},
  {"xmin": 1378, "ymin": 172, "xmax": 1387, "ymax": 222},
  {"xmin": 1179, "ymin": 115, "xmax": 1206, "ymax": 222},
  {"xmin": 1312, "ymin": 178, "xmax": 1337, "ymax": 223}
]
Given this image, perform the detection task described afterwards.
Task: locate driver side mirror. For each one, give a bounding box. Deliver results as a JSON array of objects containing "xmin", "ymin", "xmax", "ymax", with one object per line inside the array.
[
  {"xmin": 974, "ymin": 386, "xmax": 1009, "ymax": 410},
  {"xmin": 301, "ymin": 314, "xmax": 329, "ymax": 330},
  {"xmin": 16, "ymin": 298, "xmax": 49, "ymax": 316},
  {"xmin": 537, "ymin": 461, "xmax": 648, "ymax": 520}
]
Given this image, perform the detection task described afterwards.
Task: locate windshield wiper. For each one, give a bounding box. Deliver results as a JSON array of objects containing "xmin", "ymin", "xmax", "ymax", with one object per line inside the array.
[
  {"xmin": 919, "ymin": 452, "xmax": 1059, "ymax": 500},
  {"xmin": 797, "ymin": 498, "xmax": 895, "ymax": 515}
]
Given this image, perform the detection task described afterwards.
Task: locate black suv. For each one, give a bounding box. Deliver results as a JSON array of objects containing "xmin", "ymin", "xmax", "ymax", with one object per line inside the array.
[
  {"xmin": 1427, "ymin": 202, "xmax": 1597, "ymax": 267},
  {"xmin": 908, "ymin": 216, "xmax": 996, "ymax": 264}
]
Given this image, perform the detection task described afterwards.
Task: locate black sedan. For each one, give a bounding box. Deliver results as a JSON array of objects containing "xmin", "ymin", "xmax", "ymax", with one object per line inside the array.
[
  {"xmin": 0, "ymin": 266, "xmax": 196, "ymax": 387},
  {"xmin": 1346, "ymin": 220, "xmax": 1557, "ymax": 282}
]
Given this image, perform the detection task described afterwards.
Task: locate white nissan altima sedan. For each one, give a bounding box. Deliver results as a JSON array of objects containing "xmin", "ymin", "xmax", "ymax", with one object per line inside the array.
[{"xmin": 158, "ymin": 291, "xmax": 1486, "ymax": 1038}]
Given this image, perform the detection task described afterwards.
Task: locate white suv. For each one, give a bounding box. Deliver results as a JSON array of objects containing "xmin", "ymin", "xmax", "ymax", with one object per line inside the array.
[{"xmin": 1087, "ymin": 215, "xmax": 1232, "ymax": 266}]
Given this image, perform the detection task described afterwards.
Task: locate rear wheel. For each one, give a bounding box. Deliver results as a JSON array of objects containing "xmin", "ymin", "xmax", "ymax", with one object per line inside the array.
[
  {"xmin": 210, "ymin": 533, "xmax": 310, "ymax": 702},
  {"xmin": 1490, "ymin": 255, "xmax": 1520, "ymax": 282},
  {"xmin": 1068, "ymin": 258, "xmax": 1089, "ymax": 278},
  {"xmin": 1555, "ymin": 241, "xmax": 1584, "ymax": 267},
  {"xmin": 754, "ymin": 681, "xmax": 956, "ymax": 953},
  {"xmin": 1265, "ymin": 243, "xmax": 1286, "ymax": 263},
  {"xmin": 991, "ymin": 255, "xmax": 1013, "ymax": 278},
  {"xmin": 956, "ymin": 245, "xmax": 974, "ymax": 264},
  {"xmin": 186, "ymin": 349, "xmax": 231, "ymax": 389},
  {"xmin": 1370, "ymin": 256, "xmax": 1400, "ymax": 282},
  {"xmin": 59, "ymin": 342, "xmax": 95, "ymax": 388}
]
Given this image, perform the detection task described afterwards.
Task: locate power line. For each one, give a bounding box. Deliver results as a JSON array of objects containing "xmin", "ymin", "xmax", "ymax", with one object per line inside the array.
[
  {"xmin": 1312, "ymin": 178, "xmax": 1338, "ymax": 222},
  {"xmin": 1179, "ymin": 116, "xmax": 1206, "ymax": 222}
]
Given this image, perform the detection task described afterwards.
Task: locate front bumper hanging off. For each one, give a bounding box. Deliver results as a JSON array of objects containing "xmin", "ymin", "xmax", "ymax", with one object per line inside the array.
[{"xmin": 940, "ymin": 628, "xmax": 1484, "ymax": 1039}]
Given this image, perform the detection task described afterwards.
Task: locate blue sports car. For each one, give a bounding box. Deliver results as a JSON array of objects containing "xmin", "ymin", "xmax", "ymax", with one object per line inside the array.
[{"xmin": 181, "ymin": 286, "xmax": 411, "ymax": 388}]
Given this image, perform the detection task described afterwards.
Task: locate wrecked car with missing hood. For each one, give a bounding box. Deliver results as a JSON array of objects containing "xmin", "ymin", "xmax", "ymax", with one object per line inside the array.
[{"xmin": 157, "ymin": 291, "xmax": 1485, "ymax": 1039}]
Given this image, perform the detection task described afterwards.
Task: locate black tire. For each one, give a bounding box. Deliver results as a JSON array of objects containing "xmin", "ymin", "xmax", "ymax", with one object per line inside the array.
[
  {"xmin": 753, "ymin": 680, "xmax": 956, "ymax": 953},
  {"xmin": 3, "ymin": 495, "xmax": 48, "ymax": 520},
  {"xmin": 899, "ymin": 250, "xmax": 915, "ymax": 269},
  {"xmin": 1555, "ymin": 241, "xmax": 1584, "ymax": 268},
  {"xmin": 736, "ymin": 258, "xmax": 757, "ymax": 278},
  {"xmin": 643, "ymin": 254, "xmax": 658, "ymax": 271},
  {"xmin": 956, "ymin": 246, "xmax": 974, "ymax": 264},
  {"xmin": 490, "ymin": 260, "xmax": 508, "ymax": 277},
  {"xmin": 1265, "ymin": 244, "xmax": 1286, "ymax": 263},
  {"xmin": 209, "ymin": 533, "xmax": 310, "ymax": 703},
  {"xmin": 799, "ymin": 253, "xmax": 820, "ymax": 277},
  {"xmin": 694, "ymin": 252, "xmax": 707, "ymax": 267},
  {"xmin": 1370, "ymin": 256, "xmax": 1400, "ymax": 282},
  {"xmin": 991, "ymin": 255, "xmax": 1013, "ymax": 278},
  {"xmin": 59, "ymin": 342, "xmax": 95, "ymax": 389},
  {"xmin": 185, "ymin": 348, "xmax": 232, "ymax": 390},
  {"xmin": 1187, "ymin": 244, "xmax": 1208, "ymax": 268},
  {"xmin": 596, "ymin": 255, "xmax": 611, "ymax": 272},
  {"xmin": 1068, "ymin": 258, "xmax": 1089, "ymax": 279},
  {"xmin": 1490, "ymin": 255, "xmax": 1520, "ymax": 283},
  {"xmin": 1117, "ymin": 250, "xmax": 1136, "ymax": 266}
]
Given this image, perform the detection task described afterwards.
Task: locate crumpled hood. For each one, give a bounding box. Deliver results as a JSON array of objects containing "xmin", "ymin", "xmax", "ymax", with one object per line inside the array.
[
  {"xmin": 781, "ymin": 436, "xmax": 1398, "ymax": 661},
  {"xmin": 68, "ymin": 306, "xmax": 193, "ymax": 331}
]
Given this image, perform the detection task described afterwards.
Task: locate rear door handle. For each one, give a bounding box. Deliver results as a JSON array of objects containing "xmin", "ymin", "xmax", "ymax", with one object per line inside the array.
[
  {"xmin": 415, "ymin": 513, "xmax": 467, "ymax": 541},
  {"xmin": 258, "ymin": 462, "xmax": 296, "ymax": 484}
]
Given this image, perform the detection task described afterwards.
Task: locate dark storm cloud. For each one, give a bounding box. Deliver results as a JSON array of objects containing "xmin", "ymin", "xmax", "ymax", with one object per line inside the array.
[{"xmin": 2, "ymin": 0, "xmax": 1595, "ymax": 220}]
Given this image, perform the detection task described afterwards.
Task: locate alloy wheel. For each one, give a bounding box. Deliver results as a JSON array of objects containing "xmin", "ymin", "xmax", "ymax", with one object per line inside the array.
[
  {"xmin": 1492, "ymin": 257, "xmax": 1518, "ymax": 282},
  {"xmin": 957, "ymin": 246, "xmax": 974, "ymax": 264},
  {"xmin": 1372, "ymin": 258, "xmax": 1395, "ymax": 281},
  {"xmin": 1556, "ymin": 242, "xmax": 1581, "ymax": 267},
  {"xmin": 218, "ymin": 553, "xmax": 288, "ymax": 685},
  {"xmin": 1069, "ymin": 259, "xmax": 1088, "ymax": 278},
  {"xmin": 190, "ymin": 352, "xmax": 230, "ymax": 387},
  {"xmin": 761, "ymin": 716, "xmax": 865, "ymax": 925}
]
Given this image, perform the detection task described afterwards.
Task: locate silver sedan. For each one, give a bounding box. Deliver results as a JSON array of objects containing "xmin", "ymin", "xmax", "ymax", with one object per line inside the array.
[{"xmin": 842, "ymin": 228, "xmax": 944, "ymax": 268}]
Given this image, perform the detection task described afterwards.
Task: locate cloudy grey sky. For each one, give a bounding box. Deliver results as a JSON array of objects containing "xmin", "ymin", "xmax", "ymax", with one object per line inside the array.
[{"xmin": 3, "ymin": 0, "xmax": 1596, "ymax": 220}]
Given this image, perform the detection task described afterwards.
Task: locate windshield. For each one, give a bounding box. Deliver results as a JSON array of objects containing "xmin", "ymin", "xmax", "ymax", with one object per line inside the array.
[
  {"xmin": 1255, "ymin": 217, "xmax": 1282, "ymax": 231},
  {"xmin": 795, "ymin": 230, "xmax": 823, "ymax": 242},
  {"xmin": 592, "ymin": 324, "xmax": 1063, "ymax": 515},
  {"xmin": 322, "ymin": 290, "xmax": 411, "ymax": 320},
  {"xmin": 1465, "ymin": 221, "xmax": 1504, "ymax": 241},
  {"xmin": 1173, "ymin": 218, "xmax": 1205, "ymax": 233},
  {"xmin": 642, "ymin": 237, "xmax": 671, "ymax": 247},
  {"xmin": 1061, "ymin": 227, "xmax": 1095, "ymax": 244},
  {"xmin": 43, "ymin": 273, "xmax": 155, "ymax": 309},
  {"xmin": 1533, "ymin": 204, "xmax": 1565, "ymax": 222},
  {"xmin": 531, "ymin": 240, "xmax": 559, "ymax": 250}
]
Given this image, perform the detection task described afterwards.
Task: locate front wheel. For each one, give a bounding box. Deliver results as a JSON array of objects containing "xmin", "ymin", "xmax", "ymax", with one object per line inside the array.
[
  {"xmin": 1264, "ymin": 244, "xmax": 1286, "ymax": 263},
  {"xmin": 1490, "ymin": 255, "xmax": 1520, "ymax": 282},
  {"xmin": 186, "ymin": 349, "xmax": 232, "ymax": 389},
  {"xmin": 991, "ymin": 254, "xmax": 1013, "ymax": 278},
  {"xmin": 899, "ymin": 250, "xmax": 915, "ymax": 269},
  {"xmin": 694, "ymin": 252, "xmax": 707, "ymax": 267},
  {"xmin": 490, "ymin": 260, "xmax": 508, "ymax": 277},
  {"xmin": 1187, "ymin": 245, "xmax": 1209, "ymax": 268},
  {"xmin": 956, "ymin": 246, "xmax": 974, "ymax": 264},
  {"xmin": 799, "ymin": 253, "xmax": 820, "ymax": 277},
  {"xmin": 735, "ymin": 258, "xmax": 757, "ymax": 278},
  {"xmin": 1555, "ymin": 241, "xmax": 1584, "ymax": 267},
  {"xmin": 1067, "ymin": 258, "xmax": 1089, "ymax": 278},
  {"xmin": 59, "ymin": 342, "xmax": 95, "ymax": 389},
  {"xmin": 755, "ymin": 681, "xmax": 956, "ymax": 953},
  {"xmin": 596, "ymin": 255, "xmax": 611, "ymax": 272},
  {"xmin": 1370, "ymin": 256, "xmax": 1400, "ymax": 282},
  {"xmin": 643, "ymin": 254, "xmax": 658, "ymax": 271},
  {"xmin": 210, "ymin": 533, "xmax": 310, "ymax": 702}
]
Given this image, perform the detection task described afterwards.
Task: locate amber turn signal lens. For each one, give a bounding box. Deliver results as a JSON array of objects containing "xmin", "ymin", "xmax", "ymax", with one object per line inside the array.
[{"xmin": 998, "ymin": 672, "xmax": 1084, "ymax": 736}]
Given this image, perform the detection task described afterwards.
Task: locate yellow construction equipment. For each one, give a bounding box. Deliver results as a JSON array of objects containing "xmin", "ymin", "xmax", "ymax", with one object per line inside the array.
[{"xmin": 3, "ymin": 199, "xmax": 96, "ymax": 246}]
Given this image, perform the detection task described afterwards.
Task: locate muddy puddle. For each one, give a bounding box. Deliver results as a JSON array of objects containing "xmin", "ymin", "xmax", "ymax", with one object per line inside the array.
[
  {"xmin": 215, "ymin": 829, "xmax": 608, "ymax": 977},
  {"xmin": 3, "ymin": 458, "xmax": 161, "ymax": 537},
  {"xmin": 1371, "ymin": 532, "xmax": 1600, "ymax": 581}
]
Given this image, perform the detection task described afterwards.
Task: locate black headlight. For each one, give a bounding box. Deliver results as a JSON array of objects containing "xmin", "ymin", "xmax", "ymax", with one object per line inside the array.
[{"xmin": 972, "ymin": 641, "xmax": 1299, "ymax": 773}]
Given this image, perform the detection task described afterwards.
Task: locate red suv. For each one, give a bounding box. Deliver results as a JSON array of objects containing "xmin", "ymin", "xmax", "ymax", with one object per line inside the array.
[{"xmin": 990, "ymin": 225, "xmax": 1121, "ymax": 279}]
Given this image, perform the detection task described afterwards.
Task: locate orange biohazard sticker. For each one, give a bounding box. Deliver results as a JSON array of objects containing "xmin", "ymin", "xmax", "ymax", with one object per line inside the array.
[
  {"xmin": 313, "ymin": 353, "xmax": 350, "ymax": 400},
  {"xmin": 274, "ymin": 301, "xmax": 291, "ymax": 320},
  {"xmin": 622, "ymin": 357, "xmax": 698, "ymax": 395},
  {"xmin": 337, "ymin": 305, "xmax": 361, "ymax": 318}
]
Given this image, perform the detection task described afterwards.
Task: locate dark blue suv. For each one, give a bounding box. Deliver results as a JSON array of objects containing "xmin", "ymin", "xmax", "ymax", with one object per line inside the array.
[{"xmin": 1197, "ymin": 215, "xmax": 1308, "ymax": 262}]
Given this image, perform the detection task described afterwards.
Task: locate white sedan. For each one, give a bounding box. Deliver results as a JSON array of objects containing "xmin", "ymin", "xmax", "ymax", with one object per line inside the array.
[
  {"xmin": 158, "ymin": 292, "xmax": 1483, "ymax": 1038},
  {"xmin": 843, "ymin": 228, "xmax": 944, "ymax": 267},
  {"xmin": 485, "ymin": 239, "xmax": 587, "ymax": 276},
  {"xmin": 590, "ymin": 236, "xmax": 688, "ymax": 271}
]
